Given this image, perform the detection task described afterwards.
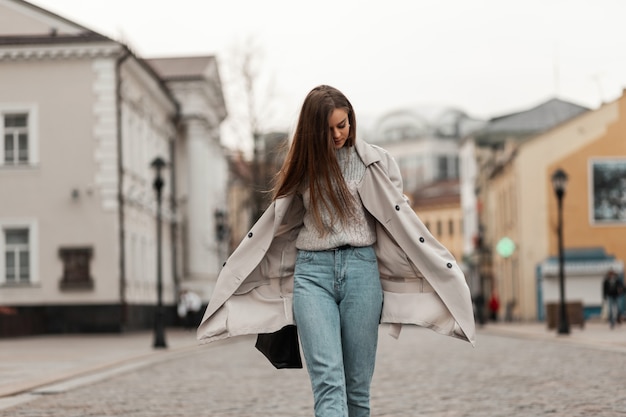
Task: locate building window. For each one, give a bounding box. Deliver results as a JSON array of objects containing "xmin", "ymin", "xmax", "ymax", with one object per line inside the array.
[
  {"xmin": 0, "ymin": 105, "xmax": 38, "ymax": 166},
  {"xmin": 0, "ymin": 221, "xmax": 37, "ymax": 285},
  {"xmin": 437, "ymin": 156, "xmax": 448, "ymax": 180},
  {"xmin": 3, "ymin": 114, "xmax": 28, "ymax": 165},
  {"xmin": 59, "ymin": 247, "xmax": 94, "ymax": 290},
  {"xmin": 4, "ymin": 228, "xmax": 29, "ymax": 283},
  {"xmin": 437, "ymin": 220, "xmax": 442, "ymax": 236},
  {"xmin": 449, "ymin": 219, "xmax": 454, "ymax": 236}
]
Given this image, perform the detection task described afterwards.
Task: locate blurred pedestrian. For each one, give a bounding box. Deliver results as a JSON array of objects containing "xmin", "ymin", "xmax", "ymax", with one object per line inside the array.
[
  {"xmin": 602, "ymin": 269, "xmax": 623, "ymax": 329},
  {"xmin": 198, "ymin": 85, "xmax": 476, "ymax": 417},
  {"xmin": 473, "ymin": 292, "xmax": 486, "ymax": 326},
  {"xmin": 488, "ymin": 288, "xmax": 500, "ymax": 322},
  {"xmin": 177, "ymin": 289, "xmax": 202, "ymax": 330}
]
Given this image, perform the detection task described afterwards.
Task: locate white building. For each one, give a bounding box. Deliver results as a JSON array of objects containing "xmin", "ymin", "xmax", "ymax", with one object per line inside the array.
[
  {"xmin": 0, "ymin": 0, "xmax": 228, "ymax": 335},
  {"xmin": 368, "ymin": 106, "xmax": 484, "ymax": 194}
]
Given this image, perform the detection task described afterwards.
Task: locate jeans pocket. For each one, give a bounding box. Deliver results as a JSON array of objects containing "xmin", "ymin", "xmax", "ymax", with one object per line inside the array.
[
  {"xmin": 295, "ymin": 250, "xmax": 314, "ymax": 264},
  {"xmin": 353, "ymin": 246, "xmax": 377, "ymax": 263}
]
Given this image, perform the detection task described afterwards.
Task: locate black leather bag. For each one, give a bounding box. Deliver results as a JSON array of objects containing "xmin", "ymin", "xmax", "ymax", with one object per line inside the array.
[{"xmin": 255, "ymin": 325, "xmax": 303, "ymax": 369}]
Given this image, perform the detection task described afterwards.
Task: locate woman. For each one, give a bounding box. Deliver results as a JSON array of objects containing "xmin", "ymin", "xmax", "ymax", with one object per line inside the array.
[{"xmin": 198, "ymin": 85, "xmax": 476, "ymax": 417}]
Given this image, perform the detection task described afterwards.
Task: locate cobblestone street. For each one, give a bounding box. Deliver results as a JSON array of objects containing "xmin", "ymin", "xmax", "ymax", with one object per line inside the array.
[{"xmin": 2, "ymin": 326, "xmax": 625, "ymax": 417}]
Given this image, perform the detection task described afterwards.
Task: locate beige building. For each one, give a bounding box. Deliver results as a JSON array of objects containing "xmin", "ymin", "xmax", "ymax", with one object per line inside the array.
[
  {"xmin": 460, "ymin": 98, "xmax": 590, "ymax": 317},
  {"xmin": 412, "ymin": 180, "xmax": 464, "ymax": 264},
  {"xmin": 0, "ymin": 0, "xmax": 227, "ymax": 335},
  {"xmin": 486, "ymin": 93, "xmax": 626, "ymax": 321}
]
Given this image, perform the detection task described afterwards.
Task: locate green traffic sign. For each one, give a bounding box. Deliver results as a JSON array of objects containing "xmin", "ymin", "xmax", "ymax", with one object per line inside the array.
[{"xmin": 496, "ymin": 237, "xmax": 516, "ymax": 258}]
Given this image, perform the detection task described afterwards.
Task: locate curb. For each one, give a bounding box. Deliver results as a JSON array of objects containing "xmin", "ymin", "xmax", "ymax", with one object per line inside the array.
[{"xmin": 478, "ymin": 323, "xmax": 626, "ymax": 353}]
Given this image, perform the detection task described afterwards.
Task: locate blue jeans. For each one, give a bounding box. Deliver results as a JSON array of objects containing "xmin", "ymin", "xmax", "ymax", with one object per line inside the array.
[
  {"xmin": 607, "ymin": 297, "xmax": 621, "ymax": 328},
  {"xmin": 293, "ymin": 245, "xmax": 383, "ymax": 417}
]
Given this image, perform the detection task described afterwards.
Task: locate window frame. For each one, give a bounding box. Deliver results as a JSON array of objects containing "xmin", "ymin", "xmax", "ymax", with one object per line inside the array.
[
  {"xmin": 0, "ymin": 219, "xmax": 38, "ymax": 285},
  {"xmin": 0, "ymin": 104, "xmax": 39, "ymax": 167},
  {"xmin": 58, "ymin": 246, "xmax": 95, "ymax": 290},
  {"xmin": 4, "ymin": 228, "xmax": 29, "ymax": 283}
]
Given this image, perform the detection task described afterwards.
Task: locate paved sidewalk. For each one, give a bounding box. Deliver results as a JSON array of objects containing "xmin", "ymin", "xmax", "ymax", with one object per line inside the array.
[
  {"xmin": 480, "ymin": 320, "xmax": 626, "ymax": 353},
  {"xmin": 0, "ymin": 329, "xmax": 200, "ymax": 398},
  {"xmin": 1, "ymin": 321, "xmax": 624, "ymax": 401}
]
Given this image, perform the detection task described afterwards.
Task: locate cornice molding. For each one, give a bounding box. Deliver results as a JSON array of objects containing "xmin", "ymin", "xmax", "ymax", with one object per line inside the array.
[{"xmin": 0, "ymin": 42, "xmax": 122, "ymax": 61}]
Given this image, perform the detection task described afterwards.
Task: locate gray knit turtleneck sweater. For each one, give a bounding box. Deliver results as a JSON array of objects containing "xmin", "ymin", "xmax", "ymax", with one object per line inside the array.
[{"xmin": 295, "ymin": 145, "xmax": 377, "ymax": 251}]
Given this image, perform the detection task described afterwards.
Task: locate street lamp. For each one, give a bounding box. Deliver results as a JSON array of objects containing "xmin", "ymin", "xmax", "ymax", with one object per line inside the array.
[
  {"xmin": 151, "ymin": 156, "xmax": 167, "ymax": 348},
  {"xmin": 551, "ymin": 168, "xmax": 570, "ymax": 335},
  {"xmin": 214, "ymin": 209, "xmax": 228, "ymax": 270}
]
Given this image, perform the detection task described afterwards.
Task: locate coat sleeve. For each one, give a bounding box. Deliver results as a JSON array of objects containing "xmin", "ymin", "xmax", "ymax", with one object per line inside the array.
[
  {"xmin": 197, "ymin": 195, "xmax": 303, "ymax": 344},
  {"xmin": 385, "ymin": 151, "xmax": 404, "ymax": 193}
]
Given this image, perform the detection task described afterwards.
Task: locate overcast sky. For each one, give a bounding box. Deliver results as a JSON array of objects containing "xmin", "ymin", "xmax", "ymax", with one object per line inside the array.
[{"xmin": 30, "ymin": 0, "xmax": 626, "ymax": 147}]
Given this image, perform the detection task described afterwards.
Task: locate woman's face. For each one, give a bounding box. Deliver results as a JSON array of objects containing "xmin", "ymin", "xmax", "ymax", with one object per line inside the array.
[{"xmin": 328, "ymin": 108, "xmax": 350, "ymax": 149}]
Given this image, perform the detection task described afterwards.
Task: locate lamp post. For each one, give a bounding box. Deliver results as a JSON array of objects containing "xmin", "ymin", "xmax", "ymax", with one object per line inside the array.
[
  {"xmin": 151, "ymin": 156, "xmax": 167, "ymax": 348},
  {"xmin": 551, "ymin": 168, "xmax": 570, "ymax": 335},
  {"xmin": 214, "ymin": 209, "xmax": 227, "ymax": 270}
]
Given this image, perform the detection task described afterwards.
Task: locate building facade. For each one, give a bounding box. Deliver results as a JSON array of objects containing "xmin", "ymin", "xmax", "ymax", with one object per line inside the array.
[
  {"xmin": 411, "ymin": 179, "xmax": 464, "ymax": 264},
  {"xmin": 369, "ymin": 106, "xmax": 484, "ymax": 194},
  {"xmin": 146, "ymin": 56, "xmax": 229, "ymax": 300},
  {"xmin": 0, "ymin": 0, "xmax": 227, "ymax": 335},
  {"xmin": 483, "ymin": 93, "xmax": 626, "ymax": 320},
  {"xmin": 459, "ymin": 98, "xmax": 590, "ymax": 312}
]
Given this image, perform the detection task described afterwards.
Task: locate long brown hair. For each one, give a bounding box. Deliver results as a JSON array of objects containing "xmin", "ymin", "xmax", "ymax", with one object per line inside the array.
[{"xmin": 272, "ymin": 85, "xmax": 358, "ymax": 234}]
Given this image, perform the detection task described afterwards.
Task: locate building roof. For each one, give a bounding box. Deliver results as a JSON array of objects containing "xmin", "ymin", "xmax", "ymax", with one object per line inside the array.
[
  {"xmin": 0, "ymin": 0, "xmax": 183, "ymax": 113},
  {"xmin": 540, "ymin": 247, "xmax": 624, "ymax": 276},
  {"xmin": 0, "ymin": 0, "xmax": 114, "ymax": 43},
  {"xmin": 146, "ymin": 56, "xmax": 218, "ymax": 81},
  {"xmin": 474, "ymin": 98, "xmax": 589, "ymax": 147},
  {"xmin": 545, "ymin": 247, "xmax": 618, "ymax": 262},
  {"xmin": 0, "ymin": 32, "xmax": 110, "ymax": 45},
  {"xmin": 412, "ymin": 179, "xmax": 460, "ymax": 208},
  {"xmin": 145, "ymin": 56, "xmax": 227, "ymax": 121},
  {"xmin": 370, "ymin": 105, "xmax": 486, "ymax": 144}
]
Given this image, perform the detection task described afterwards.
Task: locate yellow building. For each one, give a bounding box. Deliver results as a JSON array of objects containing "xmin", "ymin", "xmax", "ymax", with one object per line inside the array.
[
  {"xmin": 488, "ymin": 92, "xmax": 626, "ymax": 320},
  {"xmin": 412, "ymin": 179, "xmax": 464, "ymax": 263}
]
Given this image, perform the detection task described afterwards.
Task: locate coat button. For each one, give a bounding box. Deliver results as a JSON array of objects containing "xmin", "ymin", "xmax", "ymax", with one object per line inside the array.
[
  {"xmin": 446, "ymin": 262, "xmax": 453, "ymax": 269},
  {"xmin": 395, "ymin": 205, "xmax": 400, "ymax": 211},
  {"xmin": 419, "ymin": 237, "xmax": 425, "ymax": 243},
  {"xmin": 248, "ymin": 232, "xmax": 253, "ymax": 238}
]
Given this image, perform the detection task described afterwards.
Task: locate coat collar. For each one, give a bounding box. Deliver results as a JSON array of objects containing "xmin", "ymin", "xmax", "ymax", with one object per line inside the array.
[{"xmin": 354, "ymin": 138, "xmax": 381, "ymax": 166}]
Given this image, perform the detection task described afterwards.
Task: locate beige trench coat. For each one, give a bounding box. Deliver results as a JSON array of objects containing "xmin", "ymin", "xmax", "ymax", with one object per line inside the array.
[{"xmin": 197, "ymin": 139, "xmax": 476, "ymax": 347}]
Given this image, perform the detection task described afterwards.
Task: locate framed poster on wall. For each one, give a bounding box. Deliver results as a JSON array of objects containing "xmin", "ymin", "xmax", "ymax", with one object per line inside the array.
[{"xmin": 591, "ymin": 158, "xmax": 626, "ymax": 224}]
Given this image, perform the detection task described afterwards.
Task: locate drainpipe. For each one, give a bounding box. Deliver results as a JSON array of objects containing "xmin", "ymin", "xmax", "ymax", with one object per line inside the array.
[
  {"xmin": 170, "ymin": 116, "xmax": 181, "ymax": 302},
  {"xmin": 116, "ymin": 48, "xmax": 131, "ymax": 331}
]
